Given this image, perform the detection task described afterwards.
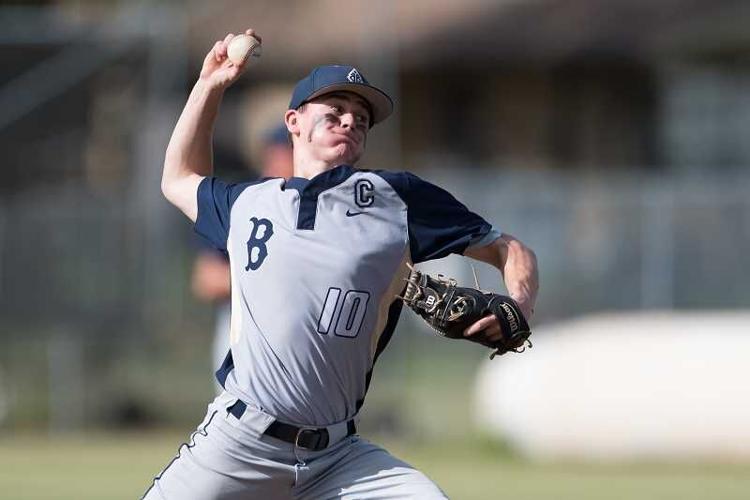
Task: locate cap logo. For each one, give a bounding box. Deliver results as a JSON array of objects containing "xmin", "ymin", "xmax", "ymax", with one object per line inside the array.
[{"xmin": 347, "ymin": 68, "xmax": 364, "ymax": 83}]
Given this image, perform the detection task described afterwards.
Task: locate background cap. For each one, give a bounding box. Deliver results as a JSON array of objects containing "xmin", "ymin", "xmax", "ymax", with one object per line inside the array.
[
  {"xmin": 263, "ymin": 123, "xmax": 290, "ymax": 146},
  {"xmin": 288, "ymin": 65, "xmax": 394, "ymax": 126}
]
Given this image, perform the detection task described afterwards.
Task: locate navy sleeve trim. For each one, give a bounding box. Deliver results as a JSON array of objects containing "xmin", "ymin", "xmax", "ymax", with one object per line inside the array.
[
  {"xmin": 375, "ymin": 170, "xmax": 494, "ymax": 263},
  {"xmin": 194, "ymin": 176, "xmax": 273, "ymax": 252},
  {"xmin": 467, "ymin": 227, "xmax": 502, "ymax": 251}
]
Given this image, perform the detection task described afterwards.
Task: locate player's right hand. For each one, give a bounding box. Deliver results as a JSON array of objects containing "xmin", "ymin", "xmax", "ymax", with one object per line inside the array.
[{"xmin": 199, "ymin": 29, "xmax": 261, "ymax": 91}]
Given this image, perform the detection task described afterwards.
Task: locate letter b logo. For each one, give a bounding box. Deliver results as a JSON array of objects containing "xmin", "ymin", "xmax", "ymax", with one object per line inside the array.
[{"xmin": 245, "ymin": 217, "xmax": 274, "ymax": 271}]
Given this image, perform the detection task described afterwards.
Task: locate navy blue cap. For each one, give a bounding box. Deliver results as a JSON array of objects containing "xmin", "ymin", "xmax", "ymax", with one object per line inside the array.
[{"xmin": 288, "ymin": 65, "xmax": 393, "ymax": 126}]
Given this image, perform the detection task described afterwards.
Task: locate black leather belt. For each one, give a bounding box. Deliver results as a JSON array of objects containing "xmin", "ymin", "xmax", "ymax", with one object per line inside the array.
[{"xmin": 227, "ymin": 399, "xmax": 356, "ymax": 451}]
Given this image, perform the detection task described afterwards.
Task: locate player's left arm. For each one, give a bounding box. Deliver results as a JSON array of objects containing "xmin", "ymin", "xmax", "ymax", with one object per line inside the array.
[
  {"xmin": 383, "ymin": 171, "xmax": 538, "ymax": 341},
  {"xmin": 463, "ymin": 233, "xmax": 539, "ymax": 341}
]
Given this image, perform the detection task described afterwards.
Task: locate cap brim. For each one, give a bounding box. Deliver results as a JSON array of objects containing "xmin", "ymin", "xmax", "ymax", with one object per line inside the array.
[{"xmin": 304, "ymin": 83, "xmax": 394, "ymax": 125}]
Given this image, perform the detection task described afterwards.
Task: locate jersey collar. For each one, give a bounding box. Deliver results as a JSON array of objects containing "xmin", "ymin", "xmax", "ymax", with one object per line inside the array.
[
  {"xmin": 287, "ymin": 165, "xmax": 358, "ymax": 230},
  {"xmin": 283, "ymin": 164, "xmax": 355, "ymax": 194}
]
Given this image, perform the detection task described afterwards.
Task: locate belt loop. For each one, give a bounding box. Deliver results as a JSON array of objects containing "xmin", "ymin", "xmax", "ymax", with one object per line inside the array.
[{"xmin": 227, "ymin": 399, "xmax": 247, "ymax": 420}]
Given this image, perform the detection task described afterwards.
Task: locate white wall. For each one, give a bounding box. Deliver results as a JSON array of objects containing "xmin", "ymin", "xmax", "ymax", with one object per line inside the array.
[{"xmin": 474, "ymin": 311, "xmax": 750, "ymax": 461}]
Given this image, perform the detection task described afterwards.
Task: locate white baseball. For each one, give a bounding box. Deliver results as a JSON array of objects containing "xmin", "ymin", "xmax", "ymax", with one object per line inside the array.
[{"xmin": 227, "ymin": 34, "xmax": 261, "ymax": 65}]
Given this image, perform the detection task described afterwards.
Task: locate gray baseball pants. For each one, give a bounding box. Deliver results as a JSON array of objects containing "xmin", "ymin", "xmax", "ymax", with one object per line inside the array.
[{"xmin": 142, "ymin": 391, "xmax": 448, "ymax": 499}]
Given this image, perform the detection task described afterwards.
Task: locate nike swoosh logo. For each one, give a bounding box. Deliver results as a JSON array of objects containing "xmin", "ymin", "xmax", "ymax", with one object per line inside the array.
[{"xmin": 346, "ymin": 209, "xmax": 364, "ymax": 217}]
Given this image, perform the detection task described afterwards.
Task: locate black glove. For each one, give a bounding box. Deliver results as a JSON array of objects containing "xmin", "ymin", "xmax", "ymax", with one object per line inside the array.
[{"xmin": 401, "ymin": 266, "xmax": 532, "ymax": 359}]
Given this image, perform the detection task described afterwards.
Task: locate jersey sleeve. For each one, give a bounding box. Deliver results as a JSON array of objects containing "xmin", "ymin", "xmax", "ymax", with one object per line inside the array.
[
  {"xmin": 194, "ymin": 176, "xmax": 255, "ymax": 252},
  {"xmin": 377, "ymin": 171, "xmax": 500, "ymax": 263}
]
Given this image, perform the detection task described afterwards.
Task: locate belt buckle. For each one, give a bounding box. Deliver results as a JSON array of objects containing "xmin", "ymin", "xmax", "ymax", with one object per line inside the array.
[{"xmin": 295, "ymin": 427, "xmax": 329, "ymax": 451}]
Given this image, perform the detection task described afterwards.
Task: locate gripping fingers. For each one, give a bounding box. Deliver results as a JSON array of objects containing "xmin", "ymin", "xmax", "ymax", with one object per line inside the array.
[
  {"xmin": 212, "ymin": 33, "xmax": 236, "ymax": 62},
  {"xmin": 220, "ymin": 33, "xmax": 235, "ymax": 55},
  {"xmin": 464, "ymin": 315, "xmax": 499, "ymax": 339},
  {"xmin": 211, "ymin": 30, "xmax": 262, "ymax": 59},
  {"xmin": 204, "ymin": 41, "xmax": 220, "ymax": 63},
  {"xmin": 245, "ymin": 28, "xmax": 261, "ymax": 43},
  {"xmin": 212, "ymin": 40, "xmax": 224, "ymax": 62}
]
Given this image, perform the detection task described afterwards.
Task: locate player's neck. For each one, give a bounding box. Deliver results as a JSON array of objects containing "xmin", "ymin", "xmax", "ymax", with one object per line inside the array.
[{"xmin": 292, "ymin": 153, "xmax": 351, "ymax": 179}]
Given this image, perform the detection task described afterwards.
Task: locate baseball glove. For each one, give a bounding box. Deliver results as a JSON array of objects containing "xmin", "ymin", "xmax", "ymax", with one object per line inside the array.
[{"xmin": 400, "ymin": 265, "xmax": 532, "ymax": 359}]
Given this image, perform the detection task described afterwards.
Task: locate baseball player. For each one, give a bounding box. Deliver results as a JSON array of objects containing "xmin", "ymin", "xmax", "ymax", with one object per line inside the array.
[{"xmin": 143, "ymin": 29, "xmax": 539, "ymax": 500}]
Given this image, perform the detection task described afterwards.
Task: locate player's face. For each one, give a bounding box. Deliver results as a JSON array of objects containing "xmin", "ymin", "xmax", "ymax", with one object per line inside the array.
[{"xmin": 295, "ymin": 92, "xmax": 371, "ymax": 165}]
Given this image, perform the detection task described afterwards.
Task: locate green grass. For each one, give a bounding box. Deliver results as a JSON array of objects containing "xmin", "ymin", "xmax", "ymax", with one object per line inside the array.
[
  {"xmin": 1, "ymin": 432, "xmax": 748, "ymax": 500},
  {"xmin": 382, "ymin": 437, "xmax": 750, "ymax": 500}
]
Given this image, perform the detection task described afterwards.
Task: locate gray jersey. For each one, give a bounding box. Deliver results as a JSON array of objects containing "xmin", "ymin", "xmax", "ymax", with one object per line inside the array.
[{"xmin": 195, "ymin": 165, "xmax": 499, "ymax": 426}]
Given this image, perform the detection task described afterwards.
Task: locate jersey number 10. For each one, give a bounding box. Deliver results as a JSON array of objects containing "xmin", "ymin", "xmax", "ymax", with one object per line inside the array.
[{"xmin": 317, "ymin": 287, "xmax": 371, "ymax": 338}]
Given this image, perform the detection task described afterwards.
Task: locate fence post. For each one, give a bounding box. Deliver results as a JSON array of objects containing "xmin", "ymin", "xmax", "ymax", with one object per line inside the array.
[
  {"xmin": 47, "ymin": 331, "xmax": 85, "ymax": 432},
  {"xmin": 641, "ymin": 184, "xmax": 675, "ymax": 309}
]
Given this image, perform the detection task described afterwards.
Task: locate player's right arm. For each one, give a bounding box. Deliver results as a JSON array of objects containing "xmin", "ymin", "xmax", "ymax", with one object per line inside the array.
[{"xmin": 162, "ymin": 30, "xmax": 260, "ymax": 221}]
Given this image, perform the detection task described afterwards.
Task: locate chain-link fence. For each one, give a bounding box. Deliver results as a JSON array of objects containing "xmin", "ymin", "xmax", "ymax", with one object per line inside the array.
[
  {"xmin": 2, "ymin": 3, "xmax": 749, "ymax": 435},
  {"xmin": 1, "ymin": 167, "xmax": 748, "ymax": 431}
]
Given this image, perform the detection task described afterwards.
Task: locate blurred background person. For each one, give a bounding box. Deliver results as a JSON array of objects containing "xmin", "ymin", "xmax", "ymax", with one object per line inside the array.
[{"xmin": 190, "ymin": 124, "xmax": 293, "ymax": 383}]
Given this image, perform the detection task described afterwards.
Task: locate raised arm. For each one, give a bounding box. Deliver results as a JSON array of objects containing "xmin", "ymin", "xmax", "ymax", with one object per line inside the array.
[
  {"xmin": 162, "ymin": 29, "xmax": 261, "ymax": 221},
  {"xmin": 463, "ymin": 233, "xmax": 539, "ymax": 339}
]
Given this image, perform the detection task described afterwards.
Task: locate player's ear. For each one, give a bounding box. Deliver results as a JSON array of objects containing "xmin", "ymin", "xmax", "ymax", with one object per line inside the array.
[{"xmin": 285, "ymin": 109, "xmax": 300, "ymax": 137}]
